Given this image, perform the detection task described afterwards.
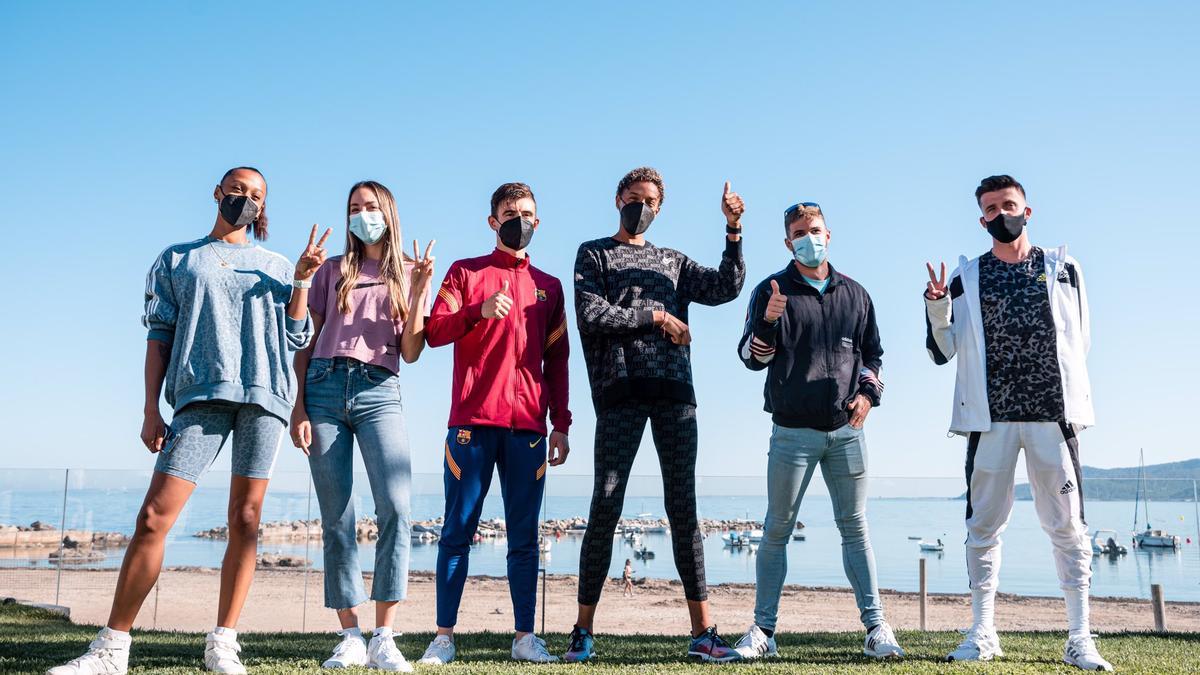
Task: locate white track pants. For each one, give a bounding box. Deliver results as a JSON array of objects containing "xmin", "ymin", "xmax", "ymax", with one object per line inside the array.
[{"xmin": 964, "ymin": 421, "xmax": 1092, "ymax": 594}]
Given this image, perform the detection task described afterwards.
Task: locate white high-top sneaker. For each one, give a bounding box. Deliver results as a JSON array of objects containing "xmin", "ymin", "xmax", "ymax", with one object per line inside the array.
[
  {"xmin": 1064, "ymin": 634, "xmax": 1114, "ymax": 671},
  {"xmin": 204, "ymin": 628, "xmax": 247, "ymax": 674},
  {"xmin": 46, "ymin": 628, "xmax": 130, "ymax": 675},
  {"xmin": 945, "ymin": 624, "xmax": 1003, "ymax": 662},
  {"xmin": 417, "ymin": 635, "xmax": 455, "ymax": 666},
  {"xmin": 864, "ymin": 621, "xmax": 905, "ymax": 658},
  {"xmin": 366, "ymin": 629, "xmax": 413, "ymax": 672},
  {"xmin": 322, "ymin": 629, "xmax": 368, "ymax": 669}
]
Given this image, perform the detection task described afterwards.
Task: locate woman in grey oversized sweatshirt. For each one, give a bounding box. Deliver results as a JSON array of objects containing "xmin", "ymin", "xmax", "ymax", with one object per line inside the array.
[{"xmin": 50, "ymin": 167, "xmax": 325, "ymax": 675}]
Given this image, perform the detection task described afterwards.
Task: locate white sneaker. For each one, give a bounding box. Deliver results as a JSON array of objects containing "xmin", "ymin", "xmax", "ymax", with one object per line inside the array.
[
  {"xmin": 864, "ymin": 621, "xmax": 905, "ymax": 658},
  {"xmin": 367, "ymin": 630, "xmax": 413, "ymax": 672},
  {"xmin": 417, "ymin": 635, "xmax": 455, "ymax": 666},
  {"xmin": 322, "ymin": 629, "xmax": 368, "ymax": 668},
  {"xmin": 733, "ymin": 624, "xmax": 778, "ymax": 660},
  {"xmin": 511, "ymin": 633, "xmax": 559, "ymax": 663},
  {"xmin": 47, "ymin": 628, "xmax": 130, "ymax": 675},
  {"xmin": 204, "ymin": 629, "xmax": 247, "ymax": 674},
  {"xmin": 945, "ymin": 624, "xmax": 1003, "ymax": 662},
  {"xmin": 1064, "ymin": 634, "xmax": 1114, "ymax": 671}
]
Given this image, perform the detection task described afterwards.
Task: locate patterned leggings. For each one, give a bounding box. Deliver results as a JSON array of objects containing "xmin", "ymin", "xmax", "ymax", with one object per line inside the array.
[{"xmin": 577, "ymin": 399, "xmax": 707, "ymax": 604}]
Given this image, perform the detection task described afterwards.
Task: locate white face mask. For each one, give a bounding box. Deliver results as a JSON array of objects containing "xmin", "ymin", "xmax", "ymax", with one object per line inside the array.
[
  {"xmin": 349, "ymin": 210, "xmax": 387, "ymax": 244},
  {"xmin": 791, "ymin": 233, "xmax": 828, "ymax": 268}
]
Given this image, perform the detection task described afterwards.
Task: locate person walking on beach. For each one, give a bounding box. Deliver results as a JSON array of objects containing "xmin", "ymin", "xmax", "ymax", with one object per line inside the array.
[
  {"xmin": 416, "ymin": 183, "xmax": 571, "ymax": 666},
  {"xmin": 924, "ymin": 175, "xmax": 1110, "ymax": 671},
  {"xmin": 732, "ymin": 201, "xmax": 904, "ymax": 662},
  {"xmin": 563, "ymin": 167, "xmax": 745, "ymax": 664},
  {"xmin": 622, "ymin": 559, "xmax": 634, "ymax": 597},
  {"xmin": 289, "ymin": 181, "xmax": 435, "ymax": 671},
  {"xmin": 49, "ymin": 167, "xmax": 316, "ymax": 675}
]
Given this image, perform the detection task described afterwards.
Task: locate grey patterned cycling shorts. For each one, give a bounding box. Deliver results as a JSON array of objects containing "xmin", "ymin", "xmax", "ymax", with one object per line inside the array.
[{"xmin": 154, "ymin": 401, "xmax": 285, "ymax": 483}]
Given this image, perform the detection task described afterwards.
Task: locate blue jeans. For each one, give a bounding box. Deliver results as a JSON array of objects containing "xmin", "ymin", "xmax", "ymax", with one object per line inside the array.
[
  {"xmin": 754, "ymin": 423, "xmax": 884, "ymax": 630},
  {"xmin": 305, "ymin": 357, "xmax": 412, "ymax": 609}
]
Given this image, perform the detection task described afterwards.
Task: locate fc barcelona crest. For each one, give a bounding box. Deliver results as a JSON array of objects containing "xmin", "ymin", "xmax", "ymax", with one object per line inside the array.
[
  {"xmin": 536, "ymin": 289, "xmax": 548, "ymax": 302},
  {"xmin": 456, "ymin": 429, "xmax": 472, "ymax": 445}
]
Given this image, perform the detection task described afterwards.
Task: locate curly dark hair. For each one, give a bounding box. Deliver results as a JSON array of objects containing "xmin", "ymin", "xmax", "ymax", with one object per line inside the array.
[
  {"xmin": 615, "ymin": 166, "xmax": 665, "ymax": 206},
  {"xmin": 490, "ymin": 182, "xmax": 536, "ymax": 218},
  {"xmin": 975, "ymin": 175, "xmax": 1026, "ymax": 206}
]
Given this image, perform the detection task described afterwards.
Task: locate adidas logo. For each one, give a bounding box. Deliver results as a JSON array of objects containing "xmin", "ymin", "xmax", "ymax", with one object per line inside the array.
[{"xmin": 1059, "ymin": 480, "xmax": 1076, "ymax": 495}]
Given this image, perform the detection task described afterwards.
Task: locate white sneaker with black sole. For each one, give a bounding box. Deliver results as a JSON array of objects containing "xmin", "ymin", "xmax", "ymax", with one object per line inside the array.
[
  {"xmin": 945, "ymin": 625, "xmax": 1003, "ymax": 662},
  {"xmin": 46, "ymin": 628, "xmax": 130, "ymax": 675},
  {"xmin": 417, "ymin": 635, "xmax": 455, "ymax": 666},
  {"xmin": 864, "ymin": 621, "xmax": 905, "ymax": 658},
  {"xmin": 1064, "ymin": 634, "xmax": 1113, "ymax": 671},
  {"xmin": 733, "ymin": 624, "xmax": 778, "ymax": 660},
  {"xmin": 322, "ymin": 629, "xmax": 368, "ymax": 669}
]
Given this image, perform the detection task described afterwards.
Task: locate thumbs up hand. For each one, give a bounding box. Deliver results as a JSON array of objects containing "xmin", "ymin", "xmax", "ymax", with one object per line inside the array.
[
  {"xmin": 721, "ymin": 180, "xmax": 745, "ymax": 226},
  {"xmin": 764, "ymin": 279, "xmax": 787, "ymax": 322},
  {"xmin": 483, "ymin": 279, "xmax": 513, "ymax": 319}
]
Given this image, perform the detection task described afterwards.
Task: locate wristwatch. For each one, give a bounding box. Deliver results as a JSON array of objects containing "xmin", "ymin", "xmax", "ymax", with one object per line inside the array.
[
  {"xmin": 293, "ymin": 278, "xmax": 312, "ymax": 289},
  {"xmin": 726, "ymin": 223, "xmax": 743, "ymax": 235}
]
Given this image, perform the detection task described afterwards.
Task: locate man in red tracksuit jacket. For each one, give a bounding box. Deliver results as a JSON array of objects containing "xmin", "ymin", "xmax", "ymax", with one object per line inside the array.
[{"xmin": 417, "ymin": 182, "xmax": 571, "ymax": 666}]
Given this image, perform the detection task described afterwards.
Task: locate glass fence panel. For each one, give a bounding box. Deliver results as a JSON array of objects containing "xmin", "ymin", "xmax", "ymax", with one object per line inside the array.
[{"xmin": 3, "ymin": 468, "xmax": 1197, "ymax": 633}]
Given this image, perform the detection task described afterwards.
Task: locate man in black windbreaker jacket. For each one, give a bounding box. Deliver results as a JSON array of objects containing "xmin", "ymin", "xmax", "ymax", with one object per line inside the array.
[{"xmin": 731, "ymin": 202, "xmax": 904, "ymax": 662}]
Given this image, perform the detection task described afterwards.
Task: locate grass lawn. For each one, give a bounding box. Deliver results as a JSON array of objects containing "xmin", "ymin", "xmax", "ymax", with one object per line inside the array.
[{"xmin": 3, "ymin": 604, "xmax": 1198, "ymax": 673}]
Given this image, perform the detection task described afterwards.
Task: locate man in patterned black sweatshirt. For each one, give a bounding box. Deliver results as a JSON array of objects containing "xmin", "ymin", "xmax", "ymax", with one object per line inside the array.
[{"xmin": 561, "ymin": 167, "xmax": 745, "ymax": 663}]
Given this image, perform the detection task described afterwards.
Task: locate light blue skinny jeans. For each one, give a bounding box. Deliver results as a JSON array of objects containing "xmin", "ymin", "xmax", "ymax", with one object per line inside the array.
[
  {"xmin": 305, "ymin": 357, "xmax": 412, "ymax": 609},
  {"xmin": 754, "ymin": 423, "xmax": 884, "ymax": 630}
]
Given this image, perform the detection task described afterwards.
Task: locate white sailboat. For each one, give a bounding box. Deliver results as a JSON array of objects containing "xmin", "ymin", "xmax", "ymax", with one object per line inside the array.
[{"xmin": 1132, "ymin": 449, "xmax": 1181, "ymax": 549}]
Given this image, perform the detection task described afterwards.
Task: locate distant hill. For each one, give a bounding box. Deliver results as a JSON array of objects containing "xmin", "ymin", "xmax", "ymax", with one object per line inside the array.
[{"xmin": 960, "ymin": 459, "xmax": 1200, "ymax": 501}]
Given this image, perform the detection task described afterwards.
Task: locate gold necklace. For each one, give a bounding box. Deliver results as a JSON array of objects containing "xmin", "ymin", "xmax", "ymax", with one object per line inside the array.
[{"xmin": 208, "ymin": 241, "xmax": 233, "ymax": 268}]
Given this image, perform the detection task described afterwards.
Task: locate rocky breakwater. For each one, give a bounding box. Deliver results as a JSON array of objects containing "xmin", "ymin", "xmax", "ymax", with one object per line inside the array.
[
  {"xmin": 195, "ymin": 518, "xmax": 444, "ymax": 543},
  {"xmin": 0, "ymin": 521, "xmax": 129, "ymax": 563}
]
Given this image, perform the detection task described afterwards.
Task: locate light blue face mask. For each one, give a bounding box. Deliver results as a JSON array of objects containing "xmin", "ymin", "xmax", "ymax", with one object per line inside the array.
[
  {"xmin": 349, "ymin": 210, "xmax": 387, "ymax": 245},
  {"xmin": 791, "ymin": 233, "xmax": 828, "ymax": 268}
]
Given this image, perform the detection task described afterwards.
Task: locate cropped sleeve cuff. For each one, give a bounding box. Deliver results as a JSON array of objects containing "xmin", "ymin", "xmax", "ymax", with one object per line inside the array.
[{"xmin": 147, "ymin": 328, "xmax": 174, "ymax": 345}]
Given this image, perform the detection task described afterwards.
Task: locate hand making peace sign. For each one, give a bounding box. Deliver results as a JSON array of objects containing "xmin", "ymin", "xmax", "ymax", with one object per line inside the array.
[
  {"xmin": 924, "ymin": 261, "xmax": 948, "ymax": 300},
  {"xmin": 409, "ymin": 239, "xmax": 437, "ymax": 295},
  {"xmin": 296, "ymin": 224, "xmax": 332, "ymax": 281}
]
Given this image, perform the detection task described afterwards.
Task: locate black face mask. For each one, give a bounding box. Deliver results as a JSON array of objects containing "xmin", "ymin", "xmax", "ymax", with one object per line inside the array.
[
  {"xmin": 497, "ymin": 216, "xmax": 535, "ymax": 250},
  {"xmin": 620, "ymin": 201, "xmax": 655, "ymax": 235},
  {"xmin": 985, "ymin": 212, "xmax": 1026, "ymax": 244},
  {"xmin": 218, "ymin": 190, "xmax": 259, "ymax": 229}
]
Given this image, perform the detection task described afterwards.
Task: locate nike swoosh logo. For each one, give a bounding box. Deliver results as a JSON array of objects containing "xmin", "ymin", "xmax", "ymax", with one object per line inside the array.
[{"xmin": 529, "ymin": 438, "xmax": 543, "ymax": 448}]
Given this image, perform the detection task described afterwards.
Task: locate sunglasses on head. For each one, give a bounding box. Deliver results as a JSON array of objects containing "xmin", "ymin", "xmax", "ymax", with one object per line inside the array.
[{"xmin": 784, "ymin": 201, "xmax": 821, "ymax": 217}]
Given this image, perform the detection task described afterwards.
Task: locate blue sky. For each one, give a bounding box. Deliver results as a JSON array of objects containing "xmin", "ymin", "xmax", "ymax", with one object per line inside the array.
[{"xmin": 1, "ymin": 2, "xmax": 1196, "ymax": 483}]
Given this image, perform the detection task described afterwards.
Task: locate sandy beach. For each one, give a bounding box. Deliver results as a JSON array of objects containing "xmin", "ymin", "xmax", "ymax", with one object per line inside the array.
[{"xmin": 5, "ymin": 567, "xmax": 1197, "ymax": 635}]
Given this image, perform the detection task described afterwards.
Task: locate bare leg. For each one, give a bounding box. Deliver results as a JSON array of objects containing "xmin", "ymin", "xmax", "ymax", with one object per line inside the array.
[
  {"xmin": 215, "ymin": 475, "xmax": 269, "ymax": 628},
  {"xmin": 687, "ymin": 599, "xmax": 712, "ymax": 637},
  {"xmin": 575, "ymin": 603, "xmax": 597, "ymax": 631},
  {"xmin": 336, "ymin": 607, "xmax": 360, "ymax": 630},
  {"xmin": 106, "ymin": 472, "xmax": 196, "ymax": 630},
  {"xmin": 375, "ymin": 601, "xmax": 398, "ymax": 630}
]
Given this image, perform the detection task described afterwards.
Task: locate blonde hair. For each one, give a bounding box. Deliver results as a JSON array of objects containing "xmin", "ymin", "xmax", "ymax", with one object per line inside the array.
[{"xmin": 336, "ymin": 181, "xmax": 412, "ymax": 321}]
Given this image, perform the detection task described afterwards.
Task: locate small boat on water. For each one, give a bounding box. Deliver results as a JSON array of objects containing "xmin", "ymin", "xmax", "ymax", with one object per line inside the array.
[
  {"xmin": 634, "ymin": 545, "xmax": 655, "ymax": 560},
  {"xmin": 907, "ymin": 535, "xmax": 923, "ymax": 541},
  {"xmin": 723, "ymin": 532, "xmax": 752, "ymax": 548},
  {"xmin": 1131, "ymin": 450, "xmax": 1181, "ymax": 550},
  {"xmin": 747, "ymin": 529, "xmax": 764, "ymax": 543},
  {"xmin": 792, "ymin": 533, "xmax": 806, "ymax": 541},
  {"xmin": 1091, "ymin": 529, "xmax": 1127, "ymax": 556},
  {"xmin": 918, "ymin": 538, "xmax": 944, "ymax": 552}
]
